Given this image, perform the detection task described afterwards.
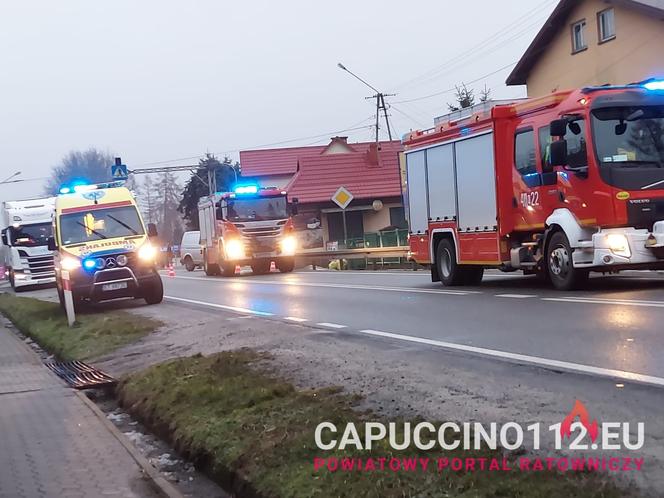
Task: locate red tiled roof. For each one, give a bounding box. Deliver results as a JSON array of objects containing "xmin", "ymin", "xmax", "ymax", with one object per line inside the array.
[
  {"xmin": 239, "ymin": 145, "xmax": 327, "ymax": 176},
  {"xmin": 286, "ymin": 141, "xmax": 403, "ymax": 204}
]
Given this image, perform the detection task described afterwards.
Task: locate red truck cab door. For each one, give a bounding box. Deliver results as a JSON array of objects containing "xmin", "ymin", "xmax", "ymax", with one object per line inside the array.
[{"xmin": 511, "ymin": 127, "xmax": 549, "ymax": 231}]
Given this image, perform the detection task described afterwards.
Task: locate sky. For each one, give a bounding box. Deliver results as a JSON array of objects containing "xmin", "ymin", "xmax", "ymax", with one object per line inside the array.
[{"xmin": 0, "ymin": 0, "xmax": 558, "ymax": 200}]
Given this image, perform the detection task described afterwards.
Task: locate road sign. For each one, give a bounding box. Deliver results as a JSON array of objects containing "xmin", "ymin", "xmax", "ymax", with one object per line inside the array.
[
  {"xmin": 332, "ymin": 186, "xmax": 353, "ymax": 210},
  {"xmin": 111, "ymin": 163, "xmax": 128, "ymax": 181}
]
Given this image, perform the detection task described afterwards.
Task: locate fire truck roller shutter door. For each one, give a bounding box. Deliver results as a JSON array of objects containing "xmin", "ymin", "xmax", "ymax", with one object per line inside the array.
[
  {"xmin": 406, "ymin": 150, "xmax": 428, "ymax": 235},
  {"xmin": 455, "ymin": 133, "xmax": 497, "ymax": 232},
  {"xmin": 426, "ymin": 144, "xmax": 457, "ymax": 222}
]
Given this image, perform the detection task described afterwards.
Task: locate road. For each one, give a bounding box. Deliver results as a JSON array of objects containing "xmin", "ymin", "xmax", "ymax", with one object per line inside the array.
[{"xmin": 161, "ymin": 267, "xmax": 664, "ymax": 386}]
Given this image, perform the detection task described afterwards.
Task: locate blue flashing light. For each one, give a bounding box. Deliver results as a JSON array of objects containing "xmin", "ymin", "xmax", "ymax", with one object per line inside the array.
[
  {"xmin": 234, "ymin": 185, "xmax": 259, "ymax": 195},
  {"xmin": 460, "ymin": 127, "xmax": 472, "ymax": 136},
  {"xmin": 644, "ymin": 80, "xmax": 664, "ymax": 91},
  {"xmin": 59, "ymin": 186, "xmax": 71, "ymax": 194},
  {"xmin": 82, "ymin": 258, "xmax": 96, "ymax": 270}
]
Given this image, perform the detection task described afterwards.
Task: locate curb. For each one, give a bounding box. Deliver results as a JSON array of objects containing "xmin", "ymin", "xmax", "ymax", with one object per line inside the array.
[{"xmin": 76, "ymin": 391, "xmax": 184, "ymax": 498}]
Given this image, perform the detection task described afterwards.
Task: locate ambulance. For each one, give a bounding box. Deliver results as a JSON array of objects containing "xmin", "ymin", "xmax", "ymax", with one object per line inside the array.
[{"xmin": 48, "ymin": 182, "xmax": 163, "ymax": 308}]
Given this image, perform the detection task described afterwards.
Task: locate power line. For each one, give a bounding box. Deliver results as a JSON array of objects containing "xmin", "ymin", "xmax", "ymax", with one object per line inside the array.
[{"xmin": 390, "ymin": 0, "xmax": 557, "ymax": 92}]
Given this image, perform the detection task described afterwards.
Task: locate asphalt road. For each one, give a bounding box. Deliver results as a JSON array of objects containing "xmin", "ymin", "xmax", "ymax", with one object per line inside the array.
[{"xmin": 161, "ymin": 267, "xmax": 664, "ymax": 385}]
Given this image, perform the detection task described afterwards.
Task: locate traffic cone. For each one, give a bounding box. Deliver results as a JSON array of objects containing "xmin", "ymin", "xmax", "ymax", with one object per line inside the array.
[
  {"xmin": 235, "ymin": 265, "xmax": 241, "ymax": 274},
  {"xmin": 168, "ymin": 264, "xmax": 175, "ymax": 277},
  {"xmin": 270, "ymin": 261, "xmax": 276, "ymax": 272}
]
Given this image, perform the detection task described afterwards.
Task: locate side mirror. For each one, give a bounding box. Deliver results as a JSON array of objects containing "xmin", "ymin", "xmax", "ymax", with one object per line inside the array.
[
  {"xmin": 550, "ymin": 140, "xmax": 568, "ymax": 166},
  {"xmin": 550, "ymin": 119, "xmax": 568, "ymax": 137},
  {"xmin": 47, "ymin": 236, "xmax": 57, "ymax": 251},
  {"xmin": 290, "ymin": 197, "xmax": 299, "ymax": 216},
  {"xmin": 147, "ymin": 223, "xmax": 158, "ymax": 238},
  {"xmin": 1, "ymin": 229, "xmax": 7, "ymax": 246}
]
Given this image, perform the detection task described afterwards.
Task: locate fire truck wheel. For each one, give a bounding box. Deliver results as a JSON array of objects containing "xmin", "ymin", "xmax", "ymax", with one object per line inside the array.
[
  {"xmin": 462, "ymin": 266, "xmax": 484, "ymax": 286},
  {"xmin": 204, "ymin": 259, "xmax": 221, "ymax": 276},
  {"xmin": 436, "ymin": 239, "xmax": 465, "ymax": 286},
  {"xmin": 277, "ymin": 258, "xmax": 295, "ymax": 273},
  {"xmin": 221, "ymin": 262, "xmax": 236, "ymax": 277},
  {"xmin": 546, "ymin": 231, "xmax": 588, "ymax": 291},
  {"xmin": 144, "ymin": 277, "xmax": 164, "ymax": 305}
]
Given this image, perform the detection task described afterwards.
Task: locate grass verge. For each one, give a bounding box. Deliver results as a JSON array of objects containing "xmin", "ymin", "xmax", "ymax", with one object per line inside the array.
[
  {"xmin": 119, "ymin": 350, "xmax": 629, "ymax": 498},
  {"xmin": 0, "ymin": 293, "xmax": 161, "ymax": 361}
]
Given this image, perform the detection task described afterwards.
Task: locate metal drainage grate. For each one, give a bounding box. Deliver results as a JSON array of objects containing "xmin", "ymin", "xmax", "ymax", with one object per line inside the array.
[{"xmin": 46, "ymin": 361, "xmax": 117, "ymax": 390}]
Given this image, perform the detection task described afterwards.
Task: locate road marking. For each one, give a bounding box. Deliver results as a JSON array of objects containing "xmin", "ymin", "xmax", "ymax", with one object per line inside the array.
[
  {"xmin": 285, "ymin": 316, "xmax": 308, "ymax": 322},
  {"xmin": 495, "ymin": 294, "xmax": 537, "ymax": 299},
  {"xmin": 543, "ymin": 297, "xmax": 664, "ymax": 309},
  {"xmin": 164, "ymin": 296, "xmax": 274, "ymax": 316},
  {"xmin": 166, "ymin": 274, "xmax": 480, "ymax": 296},
  {"xmin": 317, "ymin": 322, "xmax": 347, "ymax": 329},
  {"xmin": 358, "ymin": 329, "xmax": 664, "ymax": 387}
]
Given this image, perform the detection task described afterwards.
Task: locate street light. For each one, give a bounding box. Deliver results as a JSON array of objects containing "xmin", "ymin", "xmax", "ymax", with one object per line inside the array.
[
  {"xmin": 0, "ymin": 171, "xmax": 21, "ymax": 185},
  {"xmin": 337, "ymin": 62, "xmax": 393, "ymax": 141}
]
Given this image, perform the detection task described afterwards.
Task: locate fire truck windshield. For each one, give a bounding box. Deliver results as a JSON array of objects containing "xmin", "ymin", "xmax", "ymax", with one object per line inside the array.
[
  {"xmin": 592, "ymin": 106, "xmax": 664, "ymax": 190},
  {"xmin": 9, "ymin": 223, "xmax": 52, "ymax": 247},
  {"xmin": 225, "ymin": 197, "xmax": 288, "ymax": 222}
]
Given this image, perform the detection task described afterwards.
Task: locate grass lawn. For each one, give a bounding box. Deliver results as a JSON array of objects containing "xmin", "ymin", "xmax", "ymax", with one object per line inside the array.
[
  {"xmin": 0, "ymin": 293, "xmax": 161, "ymax": 361},
  {"xmin": 119, "ymin": 350, "xmax": 630, "ymax": 498}
]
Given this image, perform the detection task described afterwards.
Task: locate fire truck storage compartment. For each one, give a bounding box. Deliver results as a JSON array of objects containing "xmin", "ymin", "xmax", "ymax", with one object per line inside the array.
[
  {"xmin": 425, "ymin": 143, "xmax": 456, "ymax": 222},
  {"xmin": 455, "ymin": 132, "xmax": 497, "ymax": 232},
  {"xmin": 406, "ymin": 150, "xmax": 428, "ymax": 235}
]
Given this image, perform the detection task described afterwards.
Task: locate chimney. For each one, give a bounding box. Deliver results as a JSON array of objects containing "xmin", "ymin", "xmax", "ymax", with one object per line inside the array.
[
  {"xmin": 366, "ymin": 142, "xmax": 381, "ymax": 166},
  {"xmin": 323, "ymin": 136, "xmax": 355, "ymax": 155}
]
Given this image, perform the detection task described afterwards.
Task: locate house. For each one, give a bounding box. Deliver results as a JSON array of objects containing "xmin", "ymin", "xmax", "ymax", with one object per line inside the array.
[
  {"xmin": 506, "ymin": 0, "xmax": 664, "ymax": 96},
  {"xmin": 239, "ymin": 138, "xmax": 405, "ymax": 249}
]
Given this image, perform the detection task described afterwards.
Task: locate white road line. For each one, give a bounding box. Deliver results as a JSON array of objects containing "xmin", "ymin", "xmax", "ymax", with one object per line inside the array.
[
  {"xmin": 164, "ymin": 296, "xmax": 274, "ymax": 316},
  {"xmin": 285, "ymin": 316, "xmax": 308, "ymax": 322},
  {"xmin": 358, "ymin": 329, "xmax": 664, "ymax": 388},
  {"xmin": 543, "ymin": 297, "xmax": 664, "ymax": 309},
  {"xmin": 317, "ymin": 322, "xmax": 347, "ymax": 329},
  {"xmin": 495, "ymin": 294, "xmax": 537, "ymax": 299},
  {"xmin": 167, "ymin": 274, "xmax": 480, "ymax": 296}
]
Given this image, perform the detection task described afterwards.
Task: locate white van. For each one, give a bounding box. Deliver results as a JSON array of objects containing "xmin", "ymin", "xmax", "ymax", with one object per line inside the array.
[{"xmin": 179, "ymin": 231, "xmax": 203, "ymax": 272}]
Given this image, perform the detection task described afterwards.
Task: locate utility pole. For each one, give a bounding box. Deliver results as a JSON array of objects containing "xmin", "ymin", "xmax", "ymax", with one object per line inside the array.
[{"xmin": 338, "ymin": 63, "xmax": 395, "ymax": 143}]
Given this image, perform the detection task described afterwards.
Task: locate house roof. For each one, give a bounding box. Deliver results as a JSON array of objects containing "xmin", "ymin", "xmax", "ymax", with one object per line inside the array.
[
  {"xmin": 285, "ymin": 141, "xmax": 403, "ymax": 204},
  {"xmin": 506, "ymin": 0, "xmax": 664, "ymax": 86},
  {"xmin": 239, "ymin": 145, "xmax": 328, "ymax": 176}
]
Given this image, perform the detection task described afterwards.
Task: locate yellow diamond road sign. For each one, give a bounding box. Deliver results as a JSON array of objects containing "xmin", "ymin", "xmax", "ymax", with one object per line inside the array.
[{"xmin": 332, "ymin": 186, "xmax": 353, "ymax": 209}]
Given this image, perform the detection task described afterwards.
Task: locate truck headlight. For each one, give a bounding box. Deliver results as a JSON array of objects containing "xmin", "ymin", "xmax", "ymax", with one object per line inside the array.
[
  {"xmin": 606, "ymin": 233, "xmax": 631, "ymax": 258},
  {"xmin": 138, "ymin": 243, "xmax": 157, "ymax": 261},
  {"xmin": 280, "ymin": 235, "xmax": 297, "ymax": 256},
  {"xmin": 225, "ymin": 239, "xmax": 245, "ymax": 260},
  {"xmin": 60, "ymin": 256, "xmax": 81, "ymax": 271}
]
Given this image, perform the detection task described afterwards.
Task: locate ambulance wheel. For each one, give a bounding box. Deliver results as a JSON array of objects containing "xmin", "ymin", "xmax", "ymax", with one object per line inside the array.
[
  {"xmin": 436, "ymin": 239, "xmax": 465, "ymax": 286},
  {"xmin": 277, "ymin": 258, "xmax": 295, "ymax": 273},
  {"xmin": 57, "ymin": 285, "xmax": 65, "ymax": 310},
  {"xmin": 546, "ymin": 231, "xmax": 588, "ymax": 291},
  {"xmin": 251, "ymin": 261, "xmax": 271, "ymax": 275},
  {"xmin": 221, "ymin": 262, "xmax": 236, "ymax": 277},
  {"xmin": 144, "ymin": 277, "xmax": 164, "ymax": 305}
]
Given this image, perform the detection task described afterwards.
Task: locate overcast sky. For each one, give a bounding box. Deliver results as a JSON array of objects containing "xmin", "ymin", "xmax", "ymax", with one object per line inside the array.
[{"xmin": 0, "ymin": 0, "xmax": 557, "ymax": 200}]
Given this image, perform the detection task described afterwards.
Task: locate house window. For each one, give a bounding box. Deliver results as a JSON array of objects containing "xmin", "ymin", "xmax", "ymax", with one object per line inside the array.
[
  {"xmin": 571, "ymin": 20, "xmax": 587, "ymax": 53},
  {"xmin": 598, "ymin": 8, "xmax": 615, "ymax": 42}
]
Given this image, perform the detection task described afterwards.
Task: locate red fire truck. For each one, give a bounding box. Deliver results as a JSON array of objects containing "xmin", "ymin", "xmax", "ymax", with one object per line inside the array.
[
  {"xmin": 403, "ymin": 80, "xmax": 664, "ymax": 290},
  {"xmin": 198, "ymin": 185, "xmax": 298, "ymax": 276}
]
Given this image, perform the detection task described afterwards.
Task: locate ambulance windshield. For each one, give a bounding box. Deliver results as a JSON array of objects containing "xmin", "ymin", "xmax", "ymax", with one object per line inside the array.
[{"xmin": 59, "ymin": 205, "xmax": 144, "ymax": 245}]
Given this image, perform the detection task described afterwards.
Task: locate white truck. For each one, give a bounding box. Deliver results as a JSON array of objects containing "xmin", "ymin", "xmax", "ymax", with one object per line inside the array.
[{"xmin": 1, "ymin": 197, "xmax": 56, "ymax": 290}]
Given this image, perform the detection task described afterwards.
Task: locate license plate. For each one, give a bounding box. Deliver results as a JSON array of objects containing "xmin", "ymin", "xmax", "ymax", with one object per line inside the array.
[{"xmin": 102, "ymin": 282, "xmax": 128, "ymax": 292}]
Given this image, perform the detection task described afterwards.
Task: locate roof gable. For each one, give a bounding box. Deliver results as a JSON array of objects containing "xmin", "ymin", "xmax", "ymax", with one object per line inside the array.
[{"xmin": 506, "ymin": 0, "xmax": 664, "ymax": 86}]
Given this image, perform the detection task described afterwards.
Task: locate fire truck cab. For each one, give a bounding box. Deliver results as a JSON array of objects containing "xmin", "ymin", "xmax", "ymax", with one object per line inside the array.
[
  {"xmin": 198, "ymin": 185, "xmax": 298, "ymax": 276},
  {"xmin": 404, "ymin": 80, "xmax": 664, "ymax": 290}
]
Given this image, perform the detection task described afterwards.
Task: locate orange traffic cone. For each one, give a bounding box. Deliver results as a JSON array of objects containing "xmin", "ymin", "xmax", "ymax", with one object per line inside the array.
[
  {"xmin": 270, "ymin": 261, "xmax": 276, "ymax": 272},
  {"xmin": 168, "ymin": 264, "xmax": 175, "ymax": 277},
  {"xmin": 235, "ymin": 265, "xmax": 241, "ymax": 275}
]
